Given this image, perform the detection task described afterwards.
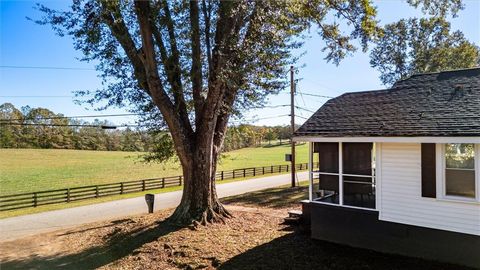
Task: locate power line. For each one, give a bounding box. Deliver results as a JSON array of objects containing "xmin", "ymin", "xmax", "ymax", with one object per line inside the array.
[
  {"xmin": 1, "ymin": 109, "xmax": 295, "ymax": 125},
  {"xmin": 254, "ymin": 104, "xmax": 290, "ymax": 109},
  {"xmin": 0, "ymin": 113, "xmax": 143, "ymax": 122},
  {"xmin": 296, "ymin": 85, "xmax": 307, "ymax": 106},
  {"xmin": 295, "ymin": 115, "xmax": 308, "ymax": 120},
  {"xmin": 229, "ymin": 114, "xmax": 290, "ymax": 123},
  {"xmin": 0, "ymin": 122, "xmax": 140, "ymax": 129},
  {"xmin": 0, "ymin": 96, "xmax": 79, "ymax": 98},
  {"xmin": 2, "ymin": 115, "xmax": 298, "ymax": 128},
  {"xmin": 1, "ymin": 107, "xmax": 293, "ymax": 123},
  {"xmin": 0, "ymin": 65, "xmax": 96, "ymax": 71},
  {"xmin": 294, "ymin": 106, "xmax": 315, "ymax": 113},
  {"xmin": 280, "ymin": 91, "xmax": 333, "ymax": 99},
  {"xmin": 0, "ymin": 94, "xmax": 96, "ymax": 98},
  {"xmin": 299, "ymin": 92, "xmax": 334, "ymax": 99}
]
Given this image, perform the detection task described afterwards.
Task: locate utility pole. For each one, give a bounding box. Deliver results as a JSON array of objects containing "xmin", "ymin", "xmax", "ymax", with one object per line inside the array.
[{"xmin": 290, "ymin": 66, "xmax": 296, "ymax": 188}]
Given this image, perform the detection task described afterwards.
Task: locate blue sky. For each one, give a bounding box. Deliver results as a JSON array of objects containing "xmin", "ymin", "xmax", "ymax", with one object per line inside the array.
[{"xmin": 1, "ymin": 0, "xmax": 479, "ymax": 126}]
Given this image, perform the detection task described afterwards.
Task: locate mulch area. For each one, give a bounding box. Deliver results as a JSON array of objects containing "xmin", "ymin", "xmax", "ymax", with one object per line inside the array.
[{"xmin": 0, "ymin": 188, "xmax": 475, "ymax": 270}]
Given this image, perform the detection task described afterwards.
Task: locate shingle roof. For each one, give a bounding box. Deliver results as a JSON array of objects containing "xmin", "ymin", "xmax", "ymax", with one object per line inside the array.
[{"xmin": 294, "ymin": 68, "xmax": 480, "ymax": 137}]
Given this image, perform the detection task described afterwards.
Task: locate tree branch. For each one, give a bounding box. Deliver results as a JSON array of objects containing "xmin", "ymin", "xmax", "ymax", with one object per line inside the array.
[
  {"xmin": 212, "ymin": 3, "xmax": 259, "ymax": 153},
  {"xmin": 149, "ymin": 18, "xmax": 192, "ymax": 136},
  {"xmin": 212, "ymin": 86, "xmax": 236, "ymax": 151},
  {"xmin": 157, "ymin": 0, "xmax": 192, "ymax": 135},
  {"xmin": 133, "ymin": 0, "xmax": 193, "ymax": 163},
  {"xmin": 100, "ymin": 3, "xmax": 149, "ymax": 94},
  {"xmin": 201, "ymin": 0, "xmax": 212, "ymax": 69},
  {"xmin": 200, "ymin": 1, "xmax": 240, "ymax": 130},
  {"xmin": 190, "ymin": 0, "xmax": 204, "ymax": 127}
]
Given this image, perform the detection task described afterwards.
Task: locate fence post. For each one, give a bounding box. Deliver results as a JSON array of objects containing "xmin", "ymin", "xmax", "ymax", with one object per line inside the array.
[
  {"xmin": 243, "ymin": 169, "xmax": 246, "ymax": 177},
  {"xmin": 179, "ymin": 176, "xmax": 182, "ymax": 186},
  {"xmin": 221, "ymin": 171, "xmax": 224, "ymax": 180},
  {"xmin": 142, "ymin": 180, "xmax": 146, "ymax": 191},
  {"xmin": 95, "ymin": 186, "xmax": 99, "ymax": 198},
  {"xmin": 67, "ymin": 188, "xmax": 70, "ymax": 203},
  {"xmin": 120, "ymin": 183, "xmax": 124, "ymax": 194},
  {"xmin": 253, "ymin": 168, "xmax": 256, "ymax": 176},
  {"xmin": 233, "ymin": 170, "xmax": 236, "ymax": 179},
  {"xmin": 262, "ymin": 166, "xmax": 265, "ymax": 175},
  {"xmin": 33, "ymin": 192, "xmax": 37, "ymax": 207},
  {"xmin": 279, "ymin": 165, "xmax": 282, "ymax": 173},
  {"xmin": 162, "ymin": 178, "xmax": 165, "ymax": 188},
  {"xmin": 300, "ymin": 163, "xmax": 303, "ymax": 170},
  {"xmin": 271, "ymin": 165, "xmax": 273, "ymax": 173},
  {"xmin": 287, "ymin": 164, "xmax": 289, "ymax": 172}
]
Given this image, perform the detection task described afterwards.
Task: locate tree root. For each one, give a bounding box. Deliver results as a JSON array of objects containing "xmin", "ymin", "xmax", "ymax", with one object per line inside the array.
[{"xmin": 168, "ymin": 201, "xmax": 233, "ymax": 227}]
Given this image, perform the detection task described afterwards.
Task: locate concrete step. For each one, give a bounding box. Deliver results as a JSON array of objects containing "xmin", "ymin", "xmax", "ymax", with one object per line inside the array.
[
  {"xmin": 284, "ymin": 216, "xmax": 300, "ymax": 225},
  {"xmin": 288, "ymin": 210, "xmax": 302, "ymax": 218}
]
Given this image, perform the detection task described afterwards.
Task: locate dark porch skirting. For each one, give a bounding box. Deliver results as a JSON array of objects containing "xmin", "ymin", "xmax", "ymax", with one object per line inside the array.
[{"xmin": 303, "ymin": 202, "xmax": 480, "ymax": 268}]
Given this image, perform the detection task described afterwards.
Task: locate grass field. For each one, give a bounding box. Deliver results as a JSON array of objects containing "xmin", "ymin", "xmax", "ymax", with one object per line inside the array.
[{"xmin": 0, "ymin": 143, "xmax": 308, "ymax": 196}]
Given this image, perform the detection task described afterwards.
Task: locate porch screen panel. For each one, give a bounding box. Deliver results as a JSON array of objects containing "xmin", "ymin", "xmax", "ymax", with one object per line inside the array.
[
  {"xmin": 342, "ymin": 143, "xmax": 375, "ymax": 209},
  {"xmin": 316, "ymin": 142, "xmax": 339, "ymax": 173},
  {"xmin": 314, "ymin": 142, "xmax": 339, "ymax": 204},
  {"xmin": 343, "ymin": 143, "xmax": 372, "ymax": 175}
]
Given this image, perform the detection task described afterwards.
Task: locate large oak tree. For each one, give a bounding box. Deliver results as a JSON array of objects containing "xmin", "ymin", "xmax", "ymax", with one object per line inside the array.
[{"xmin": 37, "ymin": 0, "xmax": 460, "ymax": 224}]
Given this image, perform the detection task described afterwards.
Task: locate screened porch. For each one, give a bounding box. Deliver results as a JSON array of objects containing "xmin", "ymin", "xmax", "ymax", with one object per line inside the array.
[{"xmin": 307, "ymin": 142, "xmax": 376, "ymax": 210}]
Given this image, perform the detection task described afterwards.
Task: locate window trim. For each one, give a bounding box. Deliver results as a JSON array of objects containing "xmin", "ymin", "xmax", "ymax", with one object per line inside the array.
[{"xmin": 437, "ymin": 143, "xmax": 480, "ymax": 203}]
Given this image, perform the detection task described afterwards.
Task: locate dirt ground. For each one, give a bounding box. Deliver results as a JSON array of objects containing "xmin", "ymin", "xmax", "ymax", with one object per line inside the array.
[{"xmin": 0, "ymin": 186, "xmax": 474, "ymax": 270}]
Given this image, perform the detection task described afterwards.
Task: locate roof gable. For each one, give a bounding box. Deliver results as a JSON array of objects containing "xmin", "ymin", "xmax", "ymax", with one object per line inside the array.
[{"xmin": 295, "ymin": 68, "xmax": 480, "ymax": 137}]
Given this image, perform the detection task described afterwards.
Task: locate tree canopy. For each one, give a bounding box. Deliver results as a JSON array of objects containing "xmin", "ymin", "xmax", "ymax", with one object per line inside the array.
[
  {"xmin": 370, "ymin": 17, "xmax": 479, "ymax": 86},
  {"xmin": 36, "ymin": 0, "xmax": 383, "ymax": 223}
]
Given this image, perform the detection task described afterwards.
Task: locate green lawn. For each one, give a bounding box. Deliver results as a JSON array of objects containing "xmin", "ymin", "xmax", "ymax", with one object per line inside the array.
[{"xmin": 0, "ymin": 143, "xmax": 308, "ymax": 196}]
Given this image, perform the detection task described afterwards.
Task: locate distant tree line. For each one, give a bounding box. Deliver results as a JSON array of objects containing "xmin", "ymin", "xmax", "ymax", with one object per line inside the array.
[{"xmin": 0, "ymin": 103, "xmax": 292, "ymax": 153}]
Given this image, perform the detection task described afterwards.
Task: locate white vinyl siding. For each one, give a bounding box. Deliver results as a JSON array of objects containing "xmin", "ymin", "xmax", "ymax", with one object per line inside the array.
[{"xmin": 378, "ymin": 143, "xmax": 480, "ymax": 236}]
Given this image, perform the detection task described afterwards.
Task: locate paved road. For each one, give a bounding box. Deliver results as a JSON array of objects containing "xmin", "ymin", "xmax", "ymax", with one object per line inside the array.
[{"xmin": 0, "ymin": 172, "xmax": 308, "ymax": 242}]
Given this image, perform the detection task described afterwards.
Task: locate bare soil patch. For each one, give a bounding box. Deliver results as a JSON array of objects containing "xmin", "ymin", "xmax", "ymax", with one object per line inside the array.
[{"xmin": 0, "ymin": 185, "xmax": 473, "ymax": 270}]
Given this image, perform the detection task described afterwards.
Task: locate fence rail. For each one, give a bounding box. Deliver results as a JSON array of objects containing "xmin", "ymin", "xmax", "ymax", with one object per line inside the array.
[{"xmin": 0, "ymin": 162, "xmax": 317, "ymax": 211}]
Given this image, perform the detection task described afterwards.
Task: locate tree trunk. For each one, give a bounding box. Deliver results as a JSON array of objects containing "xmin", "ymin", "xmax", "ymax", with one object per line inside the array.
[{"xmin": 169, "ymin": 134, "xmax": 231, "ymax": 225}]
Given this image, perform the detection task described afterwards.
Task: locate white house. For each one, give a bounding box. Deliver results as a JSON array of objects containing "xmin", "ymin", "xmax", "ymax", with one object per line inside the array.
[{"xmin": 294, "ymin": 68, "xmax": 480, "ymax": 268}]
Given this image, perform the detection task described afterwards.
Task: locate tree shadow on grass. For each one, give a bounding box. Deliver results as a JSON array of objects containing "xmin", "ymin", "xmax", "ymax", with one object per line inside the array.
[
  {"xmin": 1, "ymin": 220, "xmax": 183, "ymax": 270},
  {"xmin": 219, "ymin": 231, "xmax": 473, "ymax": 270},
  {"xmin": 222, "ymin": 185, "xmax": 309, "ymax": 209}
]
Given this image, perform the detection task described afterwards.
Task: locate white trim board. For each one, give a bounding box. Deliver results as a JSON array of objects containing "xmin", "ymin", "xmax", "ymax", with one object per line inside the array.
[{"xmin": 294, "ymin": 136, "xmax": 480, "ymax": 143}]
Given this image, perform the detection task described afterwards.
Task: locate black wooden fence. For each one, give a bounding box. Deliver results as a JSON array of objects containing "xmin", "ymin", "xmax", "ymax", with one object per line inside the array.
[{"xmin": 0, "ymin": 162, "xmax": 316, "ymax": 211}]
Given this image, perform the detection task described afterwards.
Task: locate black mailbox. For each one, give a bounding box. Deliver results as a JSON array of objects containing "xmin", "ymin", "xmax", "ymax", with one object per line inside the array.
[
  {"xmin": 285, "ymin": 154, "xmax": 292, "ymax": 162},
  {"xmin": 145, "ymin": 194, "xmax": 155, "ymax": 213}
]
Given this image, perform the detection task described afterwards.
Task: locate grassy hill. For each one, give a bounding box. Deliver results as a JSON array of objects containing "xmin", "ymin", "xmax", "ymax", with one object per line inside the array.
[{"xmin": 0, "ymin": 143, "xmax": 308, "ymax": 195}]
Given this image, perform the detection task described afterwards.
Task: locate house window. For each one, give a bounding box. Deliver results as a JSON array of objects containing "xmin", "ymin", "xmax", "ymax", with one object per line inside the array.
[{"xmin": 444, "ymin": 143, "xmax": 476, "ymax": 199}]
